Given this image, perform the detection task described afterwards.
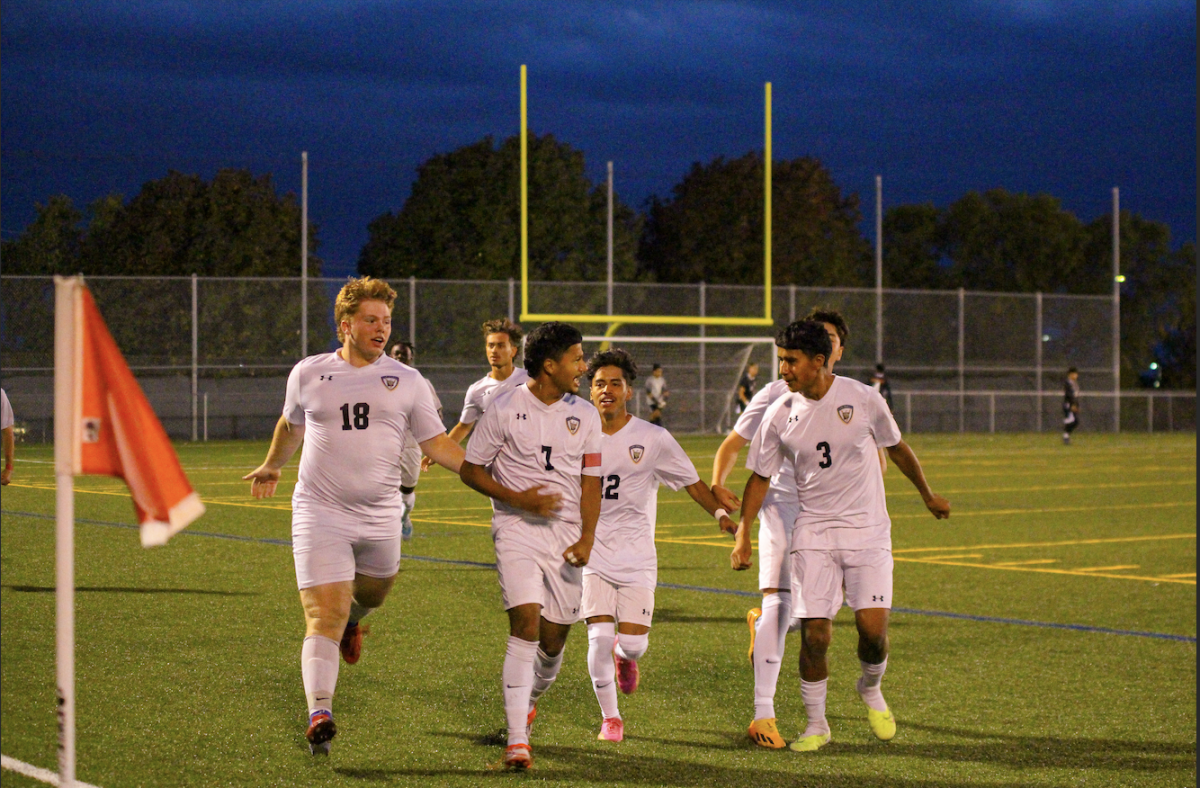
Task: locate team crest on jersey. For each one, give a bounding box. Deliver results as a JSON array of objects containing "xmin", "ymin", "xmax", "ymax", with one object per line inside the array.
[
  {"xmin": 381, "ymin": 375, "xmax": 399, "ymax": 391},
  {"xmin": 837, "ymin": 404, "xmax": 854, "ymax": 424},
  {"xmin": 565, "ymin": 416, "xmax": 581, "ymax": 435},
  {"xmin": 629, "ymin": 444, "xmax": 645, "ymax": 463}
]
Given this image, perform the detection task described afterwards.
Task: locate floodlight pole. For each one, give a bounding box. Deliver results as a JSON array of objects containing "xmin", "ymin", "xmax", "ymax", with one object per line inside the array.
[
  {"xmin": 301, "ymin": 151, "xmax": 308, "ymax": 359},
  {"xmin": 1112, "ymin": 187, "xmax": 1121, "ymax": 433},
  {"xmin": 607, "ymin": 161, "xmax": 614, "ymax": 317},
  {"xmin": 875, "ymin": 175, "xmax": 883, "ymax": 364}
]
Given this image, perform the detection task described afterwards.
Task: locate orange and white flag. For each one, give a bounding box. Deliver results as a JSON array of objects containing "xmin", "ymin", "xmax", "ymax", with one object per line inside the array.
[{"xmin": 62, "ymin": 278, "xmax": 204, "ymax": 546}]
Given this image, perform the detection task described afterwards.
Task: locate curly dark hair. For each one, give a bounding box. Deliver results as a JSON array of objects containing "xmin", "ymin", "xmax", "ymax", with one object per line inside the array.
[
  {"xmin": 523, "ymin": 322, "xmax": 584, "ymax": 377},
  {"xmin": 776, "ymin": 319, "xmax": 832, "ymax": 360},
  {"xmin": 586, "ymin": 348, "xmax": 638, "ymax": 384}
]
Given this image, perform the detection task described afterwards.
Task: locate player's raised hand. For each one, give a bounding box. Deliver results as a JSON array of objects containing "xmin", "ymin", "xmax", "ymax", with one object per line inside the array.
[
  {"xmin": 711, "ymin": 484, "xmax": 741, "ymax": 512},
  {"xmin": 512, "ymin": 485, "xmax": 563, "ymax": 517},
  {"xmin": 243, "ymin": 465, "xmax": 281, "ymax": 499},
  {"xmin": 925, "ymin": 494, "xmax": 951, "ymax": 520}
]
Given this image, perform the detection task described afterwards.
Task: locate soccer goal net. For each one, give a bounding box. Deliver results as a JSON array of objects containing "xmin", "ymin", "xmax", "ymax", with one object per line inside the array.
[{"xmin": 581, "ymin": 335, "xmax": 777, "ymax": 434}]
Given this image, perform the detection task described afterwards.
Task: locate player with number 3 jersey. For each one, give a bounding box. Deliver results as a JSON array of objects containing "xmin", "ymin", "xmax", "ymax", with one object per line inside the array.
[{"xmin": 736, "ymin": 320, "xmax": 950, "ymax": 753}]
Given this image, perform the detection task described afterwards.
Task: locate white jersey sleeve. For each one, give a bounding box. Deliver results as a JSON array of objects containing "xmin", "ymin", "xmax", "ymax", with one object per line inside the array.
[
  {"xmin": 745, "ymin": 395, "xmax": 794, "ymax": 481},
  {"xmin": 653, "ymin": 429, "xmax": 700, "ymax": 491},
  {"xmin": 868, "ymin": 387, "xmax": 902, "ymax": 448},
  {"xmin": 733, "ymin": 379, "xmax": 790, "ymax": 440},
  {"xmin": 459, "ymin": 368, "xmax": 530, "ymax": 425},
  {"xmin": 0, "ymin": 389, "xmax": 12, "ymax": 430}
]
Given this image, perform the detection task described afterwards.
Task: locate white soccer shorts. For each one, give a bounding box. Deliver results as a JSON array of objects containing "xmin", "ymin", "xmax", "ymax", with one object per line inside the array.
[
  {"xmin": 789, "ymin": 548, "xmax": 893, "ymax": 620},
  {"xmin": 291, "ymin": 509, "xmax": 402, "ymax": 590},
  {"xmin": 757, "ymin": 496, "xmax": 799, "ymax": 591},
  {"xmin": 400, "ymin": 437, "xmax": 421, "ymax": 489},
  {"xmin": 581, "ymin": 574, "xmax": 655, "ymax": 628},
  {"xmin": 493, "ymin": 525, "xmax": 583, "ymax": 625}
]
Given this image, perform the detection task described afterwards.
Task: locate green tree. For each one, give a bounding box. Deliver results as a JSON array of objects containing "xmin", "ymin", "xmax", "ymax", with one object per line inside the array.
[
  {"xmin": 940, "ymin": 189, "xmax": 1091, "ymax": 292},
  {"xmin": 639, "ymin": 153, "xmax": 869, "ymax": 286},
  {"xmin": 881, "ymin": 202, "xmax": 947, "ymax": 289},
  {"xmin": 0, "ymin": 194, "xmax": 84, "ymax": 274},
  {"xmin": 359, "ymin": 133, "xmax": 641, "ymax": 288}
]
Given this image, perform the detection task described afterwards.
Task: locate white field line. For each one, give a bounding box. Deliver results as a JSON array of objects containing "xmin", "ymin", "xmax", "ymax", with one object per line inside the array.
[{"xmin": 1, "ymin": 755, "xmax": 102, "ymax": 788}]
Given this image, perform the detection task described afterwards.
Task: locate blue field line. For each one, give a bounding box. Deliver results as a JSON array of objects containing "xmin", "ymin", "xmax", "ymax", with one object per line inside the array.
[{"xmin": 5, "ymin": 508, "xmax": 1195, "ymax": 644}]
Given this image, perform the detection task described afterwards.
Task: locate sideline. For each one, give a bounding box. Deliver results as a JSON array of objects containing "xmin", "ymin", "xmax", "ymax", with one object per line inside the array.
[
  {"xmin": 0, "ymin": 754, "xmax": 102, "ymax": 788},
  {"xmin": 4, "ymin": 509, "xmax": 1194, "ymax": 644}
]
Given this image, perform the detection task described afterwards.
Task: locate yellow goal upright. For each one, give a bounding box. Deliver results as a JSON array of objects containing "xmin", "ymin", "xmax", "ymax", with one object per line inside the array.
[{"xmin": 518, "ymin": 65, "xmax": 774, "ymax": 327}]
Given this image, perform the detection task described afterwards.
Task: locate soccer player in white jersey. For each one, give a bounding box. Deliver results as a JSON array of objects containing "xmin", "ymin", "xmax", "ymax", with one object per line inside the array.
[
  {"xmin": 459, "ymin": 321, "xmax": 602, "ymax": 771},
  {"xmin": 444, "ymin": 318, "xmax": 529, "ymax": 448},
  {"xmin": 710, "ymin": 308, "xmax": 851, "ymax": 749},
  {"xmin": 735, "ymin": 320, "xmax": 950, "ymax": 752},
  {"xmin": 243, "ymin": 277, "xmax": 465, "ymax": 756},
  {"xmin": 583, "ymin": 349, "xmax": 737, "ymax": 743},
  {"xmin": 389, "ymin": 341, "xmax": 443, "ymax": 540}
]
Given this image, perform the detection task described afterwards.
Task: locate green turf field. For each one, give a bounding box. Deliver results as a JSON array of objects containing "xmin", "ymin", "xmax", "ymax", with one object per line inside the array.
[{"xmin": 1, "ymin": 432, "xmax": 1195, "ymax": 787}]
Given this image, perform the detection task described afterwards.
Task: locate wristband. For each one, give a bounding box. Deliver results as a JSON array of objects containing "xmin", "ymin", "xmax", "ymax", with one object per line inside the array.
[{"xmin": 713, "ymin": 508, "xmax": 729, "ymax": 521}]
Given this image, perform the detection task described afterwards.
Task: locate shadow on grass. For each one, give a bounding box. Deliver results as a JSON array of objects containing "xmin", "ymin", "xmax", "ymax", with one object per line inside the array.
[
  {"xmin": 2, "ymin": 584, "xmax": 258, "ymax": 596},
  {"xmin": 654, "ymin": 607, "xmax": 745, "ymax": 625}
]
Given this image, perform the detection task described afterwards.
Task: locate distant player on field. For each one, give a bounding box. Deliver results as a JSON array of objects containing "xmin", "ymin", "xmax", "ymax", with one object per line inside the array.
[
  {"xmin": 1062, "ymin": 366, "xmax": 1080, "ymax": 445},
  {"xmin": 388, "ymin": 341, "xmax": 443, "ymax": 540},
  {"xmin": 583, "ymin": 349, "xmax": 736, "ymax": 743},
  {"xmin": 644, "ymin": 364, "xmax": 668, "ymax": 425},
  {"xmin": 459, "ymin": 321, "xmax": 602, "ymax": 771},
  {"xmin": 710, "ymin": 308, "xmax": 857, "ymax": 749},
  {"xmin": 735, "ymin": 320, "xmax": 950, "ymax": 752},
  {"xmin": 442, "ymin": 318, "xmax": 529, "ymax": 451},
  {"xmin": 243, "ymin": 277, "xmax": 465, "ymax": 755}
]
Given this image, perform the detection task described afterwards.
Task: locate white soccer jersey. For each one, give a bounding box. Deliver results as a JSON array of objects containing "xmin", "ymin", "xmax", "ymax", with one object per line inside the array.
[
  {"xmin": 465, "ymin": 383, "xmax": 603, "ymax": 530},
  {"xmin": 283, "ymin": 352, "xmax": 445, "ymax": 526},
  {"xmin": 585, "ymin": 416, "xmax": 700, "ymax": 589},
  {"xmin": 0, "ymin": 389, "xmax": 12, "ymax": 430},
  {"xmin": 644, "ymin": 376, "xmax": 667, "ymax": 404},
  {"xmin": 405, "ymin": 375, "xmax": 443, "ymax": 445},
  {"xmin": 733, "ymin": 378, "xmax": 797, "ymax": 505},
  {"xmin": 747, "ymin": 376, "xmax": 901, "ymax": 551},
  {"xmin": 459, "ymin": 368, "xmax": 530, "ymax": 426}
]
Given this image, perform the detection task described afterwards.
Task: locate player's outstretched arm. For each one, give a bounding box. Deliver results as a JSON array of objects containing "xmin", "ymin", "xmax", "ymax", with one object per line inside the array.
[
  {"xmin": 683, "ymin": 480, "xmax": 738, "ymax": 534},
  {"xmin": 731, "ymin": 472, "xmax": 771, "ymax": 570},
  {"xmin": 710, "ymin": 431, "xmax": 750, "ymax": 512},
  {"xmin": 459, "ymin": 460, "xmax": 562, "ymax": 516},
  {"xmin": 886, "ymin": 440, "xmax": 950, "ymax": 519},
  {"xmin": 423, "ymin": 422, "xmax": 474, "ymax": 471},
  {"xmin": 243, "ymin": 416, "xmax": 305, "ymax": 499},
  {"xmin": 419, "ymin": 433, "xmax": 465, "ymax": 474},
  {"xmin": 564, "ymin": 474, "xmax": 601, "ymax": 568},
  {"xmin": 1, "ymin": 425, "xmax": 13, "ymax": 485}
]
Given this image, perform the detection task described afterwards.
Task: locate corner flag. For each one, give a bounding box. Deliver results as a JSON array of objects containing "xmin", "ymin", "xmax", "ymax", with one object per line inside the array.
[{"xmin": 53, "ymin": 275, "xmax": 204, "ymax": 786}]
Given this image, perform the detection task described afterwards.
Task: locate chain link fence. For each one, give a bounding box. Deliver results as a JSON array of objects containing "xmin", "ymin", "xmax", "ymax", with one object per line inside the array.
[{"xmin": 1, "ymin": 275, "xmax": 1192, "ymax": 440}]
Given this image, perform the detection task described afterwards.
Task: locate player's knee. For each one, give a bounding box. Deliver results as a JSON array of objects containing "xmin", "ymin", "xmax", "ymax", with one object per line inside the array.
[
  {"xmin": 800, "ymin": 624, "xmax": 832, "ymax": 655},
  {"xmin": 616, "ymin": 632, "xmax": 649, "ymax": 661}
]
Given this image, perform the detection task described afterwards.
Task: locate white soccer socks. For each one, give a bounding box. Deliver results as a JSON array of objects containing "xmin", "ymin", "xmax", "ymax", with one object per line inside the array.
[
  {"xmin": 503, "ymin": 637, "xmax": 540, "ymax": 746},
  {"xmin": 799, "ymin": 678, "xmax": 831, "ymax": 736},
  {"xmin": 401, "ymin": 490, "xmax": 416, "ymax": 512},
  {"xmin": 753, "ymin": 591, "xmax": 791, "ymax": 720},
  {"xmin": 614, "ymin": 632, "xmax": 648, "ymax": 662},
  {"xmin": 302, "ymin": 635, "xmax": 340, "ymax": 715},
  {"xmin": 857, "ymin": 657, "xmax": 889, "ymax": 712},
  {"xmin": 586, "ymin": 622, "xmax": 621, "ymax": 720},
  {"xmin": 530, "ymin": 645, "xmax": 565, "ymax": 705}
]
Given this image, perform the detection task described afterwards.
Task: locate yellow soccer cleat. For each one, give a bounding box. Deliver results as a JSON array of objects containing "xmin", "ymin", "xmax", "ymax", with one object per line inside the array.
[
  {"xmin": 788, "ymin": 731, "xmax": 831, "ymax": 752},
  {"xmin": 746, "ymin": 608, "xmax": 762, "ymax": 663},
  {"xmin": 747, "ymin": 717, "xmax": 786, "ymax": 749},
  {"xmin": 867, "ymin": 706, "xmax": 896, "ymax": 741}
]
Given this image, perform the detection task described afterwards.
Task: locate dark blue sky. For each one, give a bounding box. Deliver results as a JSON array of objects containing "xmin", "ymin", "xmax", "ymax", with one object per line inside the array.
[{"xmin": 2, "ymin": 1, "xmax": 1195, "ymax": 278}]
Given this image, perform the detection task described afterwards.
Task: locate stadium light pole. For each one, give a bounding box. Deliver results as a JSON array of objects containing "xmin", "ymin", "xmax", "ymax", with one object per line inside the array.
[
  {"xmin": 1112, "ymin": 187, "xmax": 1121, "ymax": 433},
  {"xmin": 607, "ymin": 160, "xmax": 614, "ymax": 317},
  {"xmin": 875, "ymin": 175, "xmax": 883, "ymax": 364},
  {"xmin": 301, "ymin": 151, "xmax": 308, "ymax": 359}
]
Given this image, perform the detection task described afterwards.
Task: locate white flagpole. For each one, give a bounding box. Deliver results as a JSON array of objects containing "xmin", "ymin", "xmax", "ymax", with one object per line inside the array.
[{"xmin": 53, "ymin": 275, "xmax": 78, "ymax": 787}]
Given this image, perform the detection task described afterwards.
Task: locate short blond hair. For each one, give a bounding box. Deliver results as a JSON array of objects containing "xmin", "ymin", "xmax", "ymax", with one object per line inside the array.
[{"xmin": 335, "ymin": 276, "xmax": 396, "ymax": 342}]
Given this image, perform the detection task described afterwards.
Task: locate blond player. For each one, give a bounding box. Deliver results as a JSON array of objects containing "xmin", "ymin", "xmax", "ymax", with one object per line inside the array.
[
  {"xmin": 459, "ymin": 321, "xmax": 602, "ymax": 771},
  {"xmin": 735, "ymin": 320, "xmax": 949, "ymax": 752},
  {"xmin": 583, "ymin": 349, "xmax": 736, "ymax": 742},
  {"xmin": 710, "ymin": 308, "xmax": 854, "ymax": 749},
  {"xmin": 243, "ymin": 277, "xmax": 464, "ymax": 755}
]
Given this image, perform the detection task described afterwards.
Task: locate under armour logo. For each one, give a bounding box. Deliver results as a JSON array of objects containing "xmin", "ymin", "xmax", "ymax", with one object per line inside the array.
[
  {"xmin": 320, "ymin": 375, "xmax": 335, "ymax": 381},
  {"xmin": 872, "ymin": 595, "xmax": 885, "ymax": 602}
]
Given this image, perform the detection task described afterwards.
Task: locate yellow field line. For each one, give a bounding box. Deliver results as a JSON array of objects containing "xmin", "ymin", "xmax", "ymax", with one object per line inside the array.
[
  {"xmin": 938, "ymin": 479, "xmax": 1196, "ymax": 495},
  {"xmin": 895, "ymin": 556, "xmax": 1196, "ymax": 585},
  {"xmin": 892, "ymin": 500, "xmax": 1195, "ymax": 520},
  {"xmin": 1160, "ymin": 573, "xmax": 1197, "ymax": 579},
  {"xmin": 992, "ymin": 559, "xmax": 1059, "ymax": 566},
  {"xmin": 1074, "ymin": 565, "xmax": 1141, "ymax": 573},
  {"xmin": 893, "ymin": 533, "xmax": 1196, "ymax": 554}
]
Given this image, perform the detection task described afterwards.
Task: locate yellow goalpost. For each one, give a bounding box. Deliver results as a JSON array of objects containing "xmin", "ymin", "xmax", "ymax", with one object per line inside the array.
[{"xmin": 518, "ymin": 65, "xmax": 774, "ymax": 327}]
